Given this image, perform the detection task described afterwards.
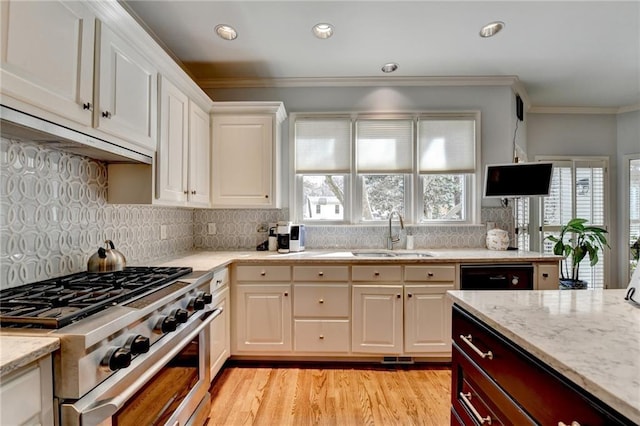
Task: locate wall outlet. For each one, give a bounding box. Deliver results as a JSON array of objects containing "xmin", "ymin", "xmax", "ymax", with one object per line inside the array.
[
  {"xmin": 208, "ymin": 223, "xmax": 217, "ymax": 235},
  {"xmin": 160, "ymin": 224, "xmax": 167, "ymax": 240}
]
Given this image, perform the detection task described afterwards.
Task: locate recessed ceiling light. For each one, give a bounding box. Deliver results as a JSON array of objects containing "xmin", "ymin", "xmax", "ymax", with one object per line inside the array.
[
  {"xmin": 381, "ymin": 63, "xmax": 398, "ymax": 73},
  {"xmin": 215, "ymin": 24, "xmax": 238, "ymax": 41},
  {"xmin": 479, "ymin": 21, "xmax": 505, "ymax": 38},
  {"xmin": 312, "ymin": 23, "xmax": 334, "ymax": 39}
]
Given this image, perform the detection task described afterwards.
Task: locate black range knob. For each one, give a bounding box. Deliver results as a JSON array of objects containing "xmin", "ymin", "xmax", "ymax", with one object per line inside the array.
[
  {"xmin": 202, "ymin": 292, "xmax": 213, "ymax": 304},
  {"xmin": 155, "ymin": 316, "xmax": 177, "ymax": 333},
  {"xmin": 174, "ymin": 308, "xmax": 189, "ymax": 323},
  {"xmin": 102, "ymin": 347, "xmax": 132, "ymax": 371},
  {"xmin": 189, "ymin": 297, "xmax": 205, "ymax": 311},
  {"xmin": 126, "ymin": 335, "xmax": 150, "ymax": 355}
]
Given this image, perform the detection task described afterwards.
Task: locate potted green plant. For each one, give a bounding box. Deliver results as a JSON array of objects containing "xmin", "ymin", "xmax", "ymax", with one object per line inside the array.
[{"xmin": 545, "ymin": 218, "xmax": 609, "ymax": 289}]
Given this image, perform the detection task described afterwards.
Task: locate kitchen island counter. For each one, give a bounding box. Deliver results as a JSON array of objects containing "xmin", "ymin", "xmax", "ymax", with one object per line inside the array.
[{"xmin": 448, "ymin": 289, "xmax": 639, "ymax": 423}]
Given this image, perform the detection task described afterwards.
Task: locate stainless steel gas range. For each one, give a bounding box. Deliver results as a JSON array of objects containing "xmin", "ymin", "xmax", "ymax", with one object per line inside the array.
[{"xmin": 0, "ymin": 266, "xmax": 220, "ymax": 426}]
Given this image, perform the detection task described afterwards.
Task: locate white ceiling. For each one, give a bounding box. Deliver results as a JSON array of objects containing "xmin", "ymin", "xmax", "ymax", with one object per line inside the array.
[{"xmin": 123, "ymin": 1, "xmax": 640, "ymax": 109}]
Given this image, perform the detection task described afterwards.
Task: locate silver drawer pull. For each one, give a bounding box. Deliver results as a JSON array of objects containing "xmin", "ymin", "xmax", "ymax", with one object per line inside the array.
[
  {"xmin": 260, "ymin": 271, "xmax": 266, "ymax": 276},
  {"xmin": 460, "ymin": 334, "xmax": 493, "ymax": 360},
  {"xmin": 318, "ymin": 272, "xmax": 324, "ymax": 276},
  {"xmin": 459, "ymin": 392, "xmax": 492, "ymax": 425},
  {"xmin": 319, "ymin": 299, "xmax": 324, "ymax": 304},
  {"xmin": 558, "ymin": 422, "xmax": 581, "ymax": 426}
]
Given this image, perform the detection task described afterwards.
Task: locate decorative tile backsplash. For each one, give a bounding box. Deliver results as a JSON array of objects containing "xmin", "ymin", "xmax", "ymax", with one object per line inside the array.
[
  {"xmin": 193, "ymin": 207, "xmax": 514, "ymax": 251},
  {"xmin": 1, "ymin": 137, "xmax": 513, "ymax": 289},
  {"xmin": 0, "ymin": 138, "xmax": 192, "ymax": 289}
]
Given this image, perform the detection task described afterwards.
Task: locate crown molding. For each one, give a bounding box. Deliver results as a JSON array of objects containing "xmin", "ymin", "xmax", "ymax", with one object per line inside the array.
[
  {"xmin": 197, "ymin": 75, "xmax": 522, "ymax": 90},
  {"xmin": 618, "ymin": 103, "xmax": 640, "ymax": 114},
  {"xmin": 529, "ymin": 104, "xmax": 640, "ymax": 115}
]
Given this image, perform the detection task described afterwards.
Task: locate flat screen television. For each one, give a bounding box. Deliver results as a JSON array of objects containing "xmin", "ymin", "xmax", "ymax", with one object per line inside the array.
[{"xmin": 484, "ymin": 162, "xmax": 553, "ymax": 198}]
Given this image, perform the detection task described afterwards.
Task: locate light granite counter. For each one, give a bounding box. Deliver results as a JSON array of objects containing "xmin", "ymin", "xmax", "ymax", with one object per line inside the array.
[
  {"xmin": 0, "ymin": 336, "xmax": 59, "ymax": 376},
  {"xmin": 447, "ymin": 289, "xmax": 640, "ymax": 423},
  {"xmin": 155, "ymin": 248, "xmax": 560, "ymax": 270}
]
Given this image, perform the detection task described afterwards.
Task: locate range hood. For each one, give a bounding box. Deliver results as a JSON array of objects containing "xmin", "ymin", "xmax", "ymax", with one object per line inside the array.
[{"xmin": 0, "ymin": 105, "xmax": 152, "ymax": 164}]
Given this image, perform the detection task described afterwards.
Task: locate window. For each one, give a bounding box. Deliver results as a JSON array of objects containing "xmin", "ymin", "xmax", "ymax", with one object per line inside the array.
[
  {"xmin": 539, "ymin": 157, "xmax": 609, "ymax": 288},
  {"xmin": 293, "ymin": 113, "xmax": 478, "ymax": 224}
]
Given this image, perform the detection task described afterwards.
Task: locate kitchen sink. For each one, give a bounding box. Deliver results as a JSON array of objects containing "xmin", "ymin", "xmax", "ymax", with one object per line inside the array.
[
  {"xmin": 394, "ymin": 252, "xmax": 434, "ymax": 258},
  {"xmin": 351, "ymin": 251, "xmax": 396, "ymax": 257},
  {"xmin": 350, "ymin": 250, "xmax": 434, "ymax": 258}
]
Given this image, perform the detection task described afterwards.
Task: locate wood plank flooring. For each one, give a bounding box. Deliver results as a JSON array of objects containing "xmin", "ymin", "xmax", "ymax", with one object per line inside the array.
[{"xmin": 207, "ymin": 363, "xmax": 451, "ymax": 426}]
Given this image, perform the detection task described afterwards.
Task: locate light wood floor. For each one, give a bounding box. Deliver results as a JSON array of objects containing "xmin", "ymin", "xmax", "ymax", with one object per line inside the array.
[{"xmin": 207, "ymin": 362, "xmax": 451, "ymax": 426}]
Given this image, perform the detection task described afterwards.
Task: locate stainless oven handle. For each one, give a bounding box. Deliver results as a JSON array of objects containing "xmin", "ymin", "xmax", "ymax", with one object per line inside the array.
[{"xmin": 81, "ymin": 308, "xmax": 223, "ymax": 425}]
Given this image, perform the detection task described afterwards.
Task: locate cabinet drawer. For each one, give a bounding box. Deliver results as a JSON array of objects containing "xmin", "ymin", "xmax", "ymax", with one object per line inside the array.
[
  {"xmin": 235, "ymin": 265, "xmax": 291, "ymax": 282},
  {"xmin": 452, "ymin": 345, "xmax": 535, "ymax": 426},
  {"xmin": 536, "ymin": 263, "xmax": 559, "ymax": 290},
  {"xmin": 211, "ymin": 267, "xmax": 229, "ymax": 292},
  {"xmin": 404, "ymin": 265, "xmax": 455, "ymax": 282},
  {"xmin": 294, "ymin": 320, "xmax": 350, "ymax": 352},
  {"xmin": 293, "ymin": 266, "xmax": 349, "ymax": 282},
  {"xmin": 293, "ymin": 284, "xmax": 350, "ymax": 317},
  {"xmin": 352, "ymin": 265, "xmax": 402, "ymax": 282},
  {"xmin": 453, "ymin": 306, "xmax": 631, "ymax": 425}
]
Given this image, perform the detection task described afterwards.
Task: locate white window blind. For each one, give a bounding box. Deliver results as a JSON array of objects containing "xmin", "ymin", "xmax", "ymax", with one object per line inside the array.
[
  {"xmin": 295, "ymin": 119, "xmax": 351, "ymax": 173},
  {"xmin": 356, "ymin": 120, "xmax": 413, "ymax": 173},
  {"xmin": 418, "ymin": 119, "xmax": 476, "ymax": 173}
]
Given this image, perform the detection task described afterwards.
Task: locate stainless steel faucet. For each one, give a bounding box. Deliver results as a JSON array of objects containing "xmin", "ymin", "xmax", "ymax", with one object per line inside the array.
[{"xmin": 387, "ymin": 210, "xmax": 405, "ymax": 250}]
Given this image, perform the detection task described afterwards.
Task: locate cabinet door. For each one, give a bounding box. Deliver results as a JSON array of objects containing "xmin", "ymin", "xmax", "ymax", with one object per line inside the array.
[
  {"xmin": 404, "ymin": 285, "xmax": 453, "ymax": 354},
  {"xmin": 0, "ymin": 355, "xmax": 54, "ymax": 426},
  {"xmin": 157, "ymin": 77, "xmax": 188, "ymax": 203},
  {"xmin": 211, "ymin": 115, "xmax": 274, "ymax": 207},
  {"xmin": 209, "ymin": 287, "xmax": 229, "ymax": 381},
  {"xmin": 188, "ymin": 101, "xmax": 211, "ymax": 207},
  {"xmin": 96, "ymin": 22, "xmax": 157, "ymax": 151},
  {"xmin": 0, "ymin": 0, "xmax": 94, "ymax": 126},
  {"xmin": 352, "ymin": 285, "xmax": 403, "ymax": 354},
  {"xmin": 235, "ymin": 284, "xmax": 291, "ymax": 353}
]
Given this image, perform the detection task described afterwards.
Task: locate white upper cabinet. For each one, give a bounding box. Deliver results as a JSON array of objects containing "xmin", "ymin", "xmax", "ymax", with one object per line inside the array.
[
  {"xmin": 0, "ymin": 0, "xmax": 95, "ymax": 126},
  {"xmin": 211, "ymin": 102, "xmax": 286, "ymax": 208},
  {"xmin": 96, "ymin": 22, "xmax": 157, "ymax": 151},
  {"xmin": 157, "ymin": 77, "xmax": 189, "ymax": 203},
  {"xmin": 156, "ymin": 76, "xmax": 210, "ymax": 207},
  {"xmin": 188, "ymin": 100, "xmax": 211, "ymax": 207}
]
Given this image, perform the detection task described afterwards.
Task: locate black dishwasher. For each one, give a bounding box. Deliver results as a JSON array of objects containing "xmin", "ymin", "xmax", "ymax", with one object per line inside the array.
[{"xmin": 460, "ymin": 264, "xmax": 534, "ymax": 290}]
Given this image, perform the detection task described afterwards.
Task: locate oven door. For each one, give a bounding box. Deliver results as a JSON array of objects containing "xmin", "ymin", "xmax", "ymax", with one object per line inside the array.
[{"xmin": 58, "ymin": 308, "xmax": 222, "ymax": 426}]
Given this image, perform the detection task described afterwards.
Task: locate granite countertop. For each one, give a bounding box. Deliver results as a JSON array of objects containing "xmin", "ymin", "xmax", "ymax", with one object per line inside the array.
[
  {"xmin": 156, "ymin": 248, "xmax": 560, "ymax": 270},
  {"xmin": 0, "ymin": 336, "xmax": 59, "ymax": 376},
  {"xmin": 447, "ymin": 289, "xmax": 640, "ymax": 423}
]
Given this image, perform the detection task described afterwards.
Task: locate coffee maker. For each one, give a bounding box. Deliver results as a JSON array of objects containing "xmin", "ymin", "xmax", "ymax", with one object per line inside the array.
[{"xmin": 276, "ymin": 221, "xmax": 291, "ymax": 253}]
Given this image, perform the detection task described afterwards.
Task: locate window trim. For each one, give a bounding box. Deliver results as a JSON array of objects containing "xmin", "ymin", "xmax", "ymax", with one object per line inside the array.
[{"xmin": 290, "ymin": 111, "xmax": 481, "ymax": 225}]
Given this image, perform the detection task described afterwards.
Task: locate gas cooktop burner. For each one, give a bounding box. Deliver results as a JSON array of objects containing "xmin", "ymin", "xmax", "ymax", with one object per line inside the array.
[{"xmin": 0, "ymin": 266, "xmax": 192, "ymax": 329}]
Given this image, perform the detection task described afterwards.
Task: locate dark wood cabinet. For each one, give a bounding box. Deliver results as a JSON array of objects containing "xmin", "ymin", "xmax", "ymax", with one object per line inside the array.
[{"xmin": 451, "ymin": 304, "xmax": 634, "ymax": 426}]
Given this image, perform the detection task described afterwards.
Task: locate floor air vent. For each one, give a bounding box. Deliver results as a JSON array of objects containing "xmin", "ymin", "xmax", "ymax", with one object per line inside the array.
[{"xmin": 381, "ymin": 356, "xmax": 414, "ymax": 364}]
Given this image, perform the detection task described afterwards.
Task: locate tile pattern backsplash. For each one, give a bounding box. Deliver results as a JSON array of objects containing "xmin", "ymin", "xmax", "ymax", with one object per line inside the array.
[
  {"xmin": 1, "ymin": 138, "xmax": 514, "ymax": 289},
  {"xmin": 0, "ymin": 138, "xmax": 193, "ymax": 289},
  {"xmin": 193, "ymin": 207, "xmax": 514, "ymax": 250}
]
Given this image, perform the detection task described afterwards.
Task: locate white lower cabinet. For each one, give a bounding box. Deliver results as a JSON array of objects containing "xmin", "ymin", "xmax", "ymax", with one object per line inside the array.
[
  {"xmin": 234, "ymin": 284, "xmax": 292, "ymax": 352},
  {"xmin": 209, "ymin": 268, "xmax": 230, "ymax": 381},
  {"xmin": 231, "ymin": 263, "xmax": 457, "ymax": 359},
  {"xmin": 351, "ymin": 285, "xmax": 404, "ymax": 354},
  {"xmin": 404, "ymin": 285, "xmax": 453, "ymax": 354},
  {"xmin": 0, "ymin": 355, "xmax": 54, "ymax": 426},
  {"xmin": 233, "ymin": 265, "xmax": 292, "ymax": 354},
  {"xmin": 403, "ymin": 265, "xmax": 456, "ymax": 355}
]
